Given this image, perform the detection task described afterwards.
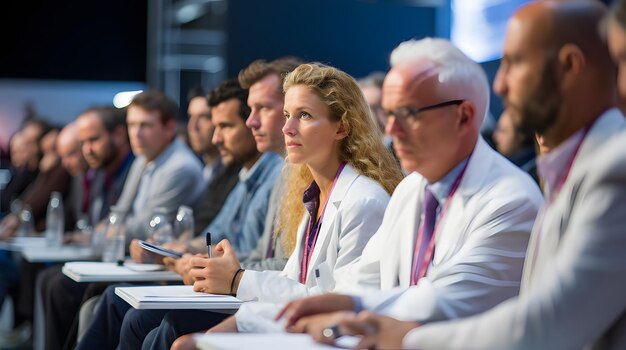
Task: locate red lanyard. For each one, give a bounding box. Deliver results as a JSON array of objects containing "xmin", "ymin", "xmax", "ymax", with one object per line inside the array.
[
  {"xmin": 300, "ymin": 163, "xmax": 346, "ymax": 284},
  {"xmin": 412, "ymin": 160, "xmax": 469, "ymax": 283}
]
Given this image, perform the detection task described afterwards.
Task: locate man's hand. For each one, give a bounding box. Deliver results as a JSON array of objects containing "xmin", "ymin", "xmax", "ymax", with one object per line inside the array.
[
  {"xmin": 163, "ymin": 253, "xmax": 205, "ymax": 285},
  {"xmin": 63, "ymin": 230, "xmax": 91, "ymax": 246},
  {"xmin": 288, "ymin": 311, "xmax": 357, "ymax": 345},
  {"xmin": 188, "ymin": 240, "xmax": 242, "ymax": 295},
  {"xmin": 0, "ymin": 214, "xmax": 19, "ymax": 241},
  {"xmin": 207, "ymin": 315, "xmax": 238, "ymax": 333},
  {"xmin": 129, "ymin": 239, "xmax": 162, "ymax": 264},
  {"xmin": 170, "ymin": 334, "xmax": 197, "ymax": 350},
  {"xmin": 275, "ymin": 294, "xmax": 355, "ymax": 329},
  {"xmin": 334, "ymin": 311, "xmax": 419, "ymax": 349}
]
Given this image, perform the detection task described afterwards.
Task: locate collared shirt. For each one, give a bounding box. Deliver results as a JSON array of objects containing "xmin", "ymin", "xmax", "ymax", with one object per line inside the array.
[
  {"xmin": 132, "ymin": 161, "xmax": 156, "ymax": 218},
  {"xmin": 238, "ymin": 152, "xmax": 264, "ymax": 182},
  {"xmin": 117, "ymin": 138, "xmax": 206, "ymax": 239},
  {"xmin": 203, "ymin": 156, "xmax": 224, "ymax": 184},
  {"xmin": 302, "ymin": 182, "xmax": 322, "ymax": 253},
  {"xmin": 537, "ymin": 129, "xmax": 585, "ymax": 202},
  {"xmin": 426, "ymin": 158, "xmax": 469, "ymax": 220},
  {"xmin": 131, "ymin": 140, "xmax": 178, "ymax": 218},
  {"xmin": 203, "ymin": 152, "xmax": 283, "ymax": 256}
]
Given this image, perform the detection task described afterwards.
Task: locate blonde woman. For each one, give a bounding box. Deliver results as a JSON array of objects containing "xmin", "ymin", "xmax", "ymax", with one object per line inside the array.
[
  {"xmin": 228, "ymin": 62, "xmax": 403, "ymax": 304},
  {"xmin": 142, "ymin": 63, "xmax": 403, "ymax": 349}
]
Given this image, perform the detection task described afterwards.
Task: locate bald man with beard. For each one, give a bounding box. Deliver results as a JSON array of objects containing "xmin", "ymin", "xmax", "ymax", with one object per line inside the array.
[{"xmin": 312, "ymin": 1, "xmax": 626, "ymax": 349}]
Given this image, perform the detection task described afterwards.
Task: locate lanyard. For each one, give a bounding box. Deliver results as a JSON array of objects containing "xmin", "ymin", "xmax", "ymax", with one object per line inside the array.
[
  {"xmin": 300, "ymin": 163, "xmax": 346, "ymax": 284},
  {"xmin": 411, "ymin": 160, "xmax": 469, "ymax": 284}
]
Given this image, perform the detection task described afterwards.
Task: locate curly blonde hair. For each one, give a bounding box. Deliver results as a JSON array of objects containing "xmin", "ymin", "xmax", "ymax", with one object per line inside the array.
[{"xmin": 276, "ymin": 63, "xmax": 403, "ymax": 255}]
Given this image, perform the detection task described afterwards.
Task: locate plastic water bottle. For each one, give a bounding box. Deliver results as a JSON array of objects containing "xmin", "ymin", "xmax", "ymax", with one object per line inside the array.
[
  {"xmin": 101, "ymin": 209, "xmax": 126, "ymax": 263},
  {"xmin": 45, "ymin": 192, "xmax": 64, "ymax": 246},
  {"xmin": 16, "ymin": 204, "xmax": 34, "ymax": 237},
  {"xmin": 148, "ymin": 207, "xmax": 174, "ymax": 246},
  {"xmin": 75, "ymin": 214, "xmax": 93, "ymax": 247},
  {"xmin": 174, "ymin": 205, "xmax": 194, "ymax": 245}
]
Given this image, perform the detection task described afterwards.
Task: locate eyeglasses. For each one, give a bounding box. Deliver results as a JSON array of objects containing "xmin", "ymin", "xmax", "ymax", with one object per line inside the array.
[{"xmin": 383, "ymin": 99, "xmax": 465, "ymax": 127}]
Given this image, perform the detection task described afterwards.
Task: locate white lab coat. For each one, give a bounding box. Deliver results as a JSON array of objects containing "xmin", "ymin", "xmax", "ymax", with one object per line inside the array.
[
  {"xmin": 342, "ymin": 137, "xmax": 544, "ymax": 323},
  {"xmin": 235, "ymin": 164, "xmax": 391, "ymax": 332}
]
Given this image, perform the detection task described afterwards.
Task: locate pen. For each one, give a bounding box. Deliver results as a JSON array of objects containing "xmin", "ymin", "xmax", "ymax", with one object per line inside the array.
[{"xmin": 206, "ymin": 231, "xmax": 212, "ymax": 258}]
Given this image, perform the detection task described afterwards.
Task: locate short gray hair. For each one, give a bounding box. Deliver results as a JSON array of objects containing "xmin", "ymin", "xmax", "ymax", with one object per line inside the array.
[{"xmin": 390, "ymin": 37, "xmax": 490, "ymax": 128}]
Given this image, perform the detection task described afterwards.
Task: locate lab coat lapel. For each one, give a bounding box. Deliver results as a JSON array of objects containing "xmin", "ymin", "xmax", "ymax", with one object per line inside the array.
[
  {"xmin": 398, "ymin": 179, "xmax": 426, "ymax": 286},
  {"xmin": 305, "ymin": 165, "xmax": 358, "ymax": 283}
]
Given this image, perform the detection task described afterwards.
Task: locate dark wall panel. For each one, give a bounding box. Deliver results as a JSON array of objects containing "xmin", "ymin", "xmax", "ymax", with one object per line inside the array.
[
  {"xmin": 0, "ymin": 0, "xmax": 147, "ymax": 82},
  {"xmin": 226, "ymin": 0, "xmax": 436, "ymax": 79}
]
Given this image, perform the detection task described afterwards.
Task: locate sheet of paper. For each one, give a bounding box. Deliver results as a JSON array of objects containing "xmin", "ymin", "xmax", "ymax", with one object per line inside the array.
[
  {"xmin": 0, "ymin": 236, "xmax": 48, "ymax": 251},
  {"xmin": 114, "ymin": 285, "xmax": 242, "ymax": 310},
  {"xmin": 22, "ymin": 246, "xmax": 97, "ymax": 262},
  {"xmin": 62, "ymin": 261, "xmax": 181, "ymax": 282},
  {"xmin": 193, "ymin": 333, "xmax": 354, "ymax": 350}
]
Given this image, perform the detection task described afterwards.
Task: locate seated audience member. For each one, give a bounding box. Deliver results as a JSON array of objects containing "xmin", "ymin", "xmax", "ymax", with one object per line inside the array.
[
  {"xmin": 184, "ymin": 86, "xmax": 241, "ymax": 233},
  {"xmin": 1, "ymin": 131, "xmax": 40, "ymax": 216},
  {"xmin": 493, "ymin": 109, "xmax": 538, "ymax": 182},
  {"xmin": 356, "ymin": 71, "xmax": 387, "ymax": 133},
  {"xmin": 55, "ymin": 122, "xmax": 90, "ymax": 228},
  {"xmin": 155, "ymin": 62, "xmax": 403, "ymax": 350},
  {"xmin": 298, "ymin": 2, "xmax": 626, "ymax": 349},
  {"xmin": 113, "ymin": 90, "xmax": 206, "ymax": 242},
  {"xmin": 0, "ymin": 119, "xmax": 70, "ymax": 237},
  {"xmin": 24, "ymin": 125, "xmax": 72, "ymax": 231},
  {"xmin": 233, "ymin": 56, "xmax": 304, "ymax": 269},
  {"xmin": 76, "ymin": 78, "xmax": 282, "ymax": 350}
]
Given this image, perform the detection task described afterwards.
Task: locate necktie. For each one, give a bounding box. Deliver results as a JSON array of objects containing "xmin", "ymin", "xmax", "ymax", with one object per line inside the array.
[{"xmin": 410, "ymin": 188, "xmax": 439, "ymax": 285}]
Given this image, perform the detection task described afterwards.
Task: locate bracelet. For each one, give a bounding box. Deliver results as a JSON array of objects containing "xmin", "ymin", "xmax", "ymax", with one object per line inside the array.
[{"xmin": 230, "ymin": 268, "xmax": 245, "ymax": 296}]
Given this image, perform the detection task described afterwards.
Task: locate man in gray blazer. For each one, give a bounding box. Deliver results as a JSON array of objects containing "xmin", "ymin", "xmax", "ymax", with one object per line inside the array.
[
  {"xmin": 114, "ymin": 90, "xmax": 206, "ymax": 241},
  {"xmin": 311, "ymin": 1, "xmax": 626, "ymax": 349}
]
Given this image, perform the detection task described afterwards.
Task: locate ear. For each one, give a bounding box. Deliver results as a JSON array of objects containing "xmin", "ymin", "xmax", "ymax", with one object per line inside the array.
[
  {"xmin": 111, "ymin": 125, "xmax": 127, "ymax": 146},
  {"xmin": 557, "ymin": 44, "xmax": 585, "ymax": 83},
  {"xmin": 334, "ymin": 121, "xmax": 349, "ymax": 141},
  {"xmin": 457, "ymin": 101, "xmax": 476, "ymax": 132},
  {"xmin": 165, "ymin": 119, "xmax": 179, "ymax": 138}
]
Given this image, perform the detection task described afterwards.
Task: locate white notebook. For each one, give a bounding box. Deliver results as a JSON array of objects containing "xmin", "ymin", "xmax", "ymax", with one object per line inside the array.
[
  {"xmin": 62, "ymin": 261, "xmax": 182, "ymax": 282},
  {"xmin": 193, "ymin": 333, "xmax": 358, "ymax": 350},
  {"xmin": 115, "ymin": 285, "xmax": 242, "ymax": 310},
  {"xmin": 22, "ymin": 246, "xmax": 97, "ymax": 263}
]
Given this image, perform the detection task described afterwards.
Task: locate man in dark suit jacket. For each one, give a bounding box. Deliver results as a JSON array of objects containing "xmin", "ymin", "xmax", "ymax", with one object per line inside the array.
[{"xmin": 184, "ymin": 86, "xmax": 240, "ymax": 235}]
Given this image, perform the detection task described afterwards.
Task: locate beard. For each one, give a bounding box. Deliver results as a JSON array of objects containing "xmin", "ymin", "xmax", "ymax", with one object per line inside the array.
[
  {"xmin": 506, "ymin": 58, "xmax": 561, "ymax": 136},
  {"xmin": 95, "ymin": 139, "xmax": 119, "ymax": 169}
]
